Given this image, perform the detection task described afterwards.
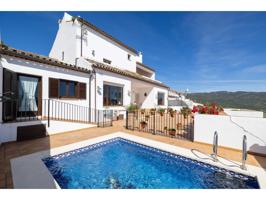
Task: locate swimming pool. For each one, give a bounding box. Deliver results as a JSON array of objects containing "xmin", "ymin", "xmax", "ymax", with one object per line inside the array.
[{"xmin": 42, "ymin": 137, "xmax": 259, "ymax": 189}]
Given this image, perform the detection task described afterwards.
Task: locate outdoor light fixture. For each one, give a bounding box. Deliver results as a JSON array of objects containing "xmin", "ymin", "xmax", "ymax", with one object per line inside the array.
[{"xmin": 144, "ymin": 92, "xmax": 147, "ymax": 97}]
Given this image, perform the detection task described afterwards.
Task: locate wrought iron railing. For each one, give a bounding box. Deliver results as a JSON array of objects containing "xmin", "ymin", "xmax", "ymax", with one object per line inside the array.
[
  {"xmin": 125, "ymin": 109, "xmax": 194, "ymax": 141},
  {"xmin": 2, "ymin": 98, "xmax": 113, "ymax": 127}
]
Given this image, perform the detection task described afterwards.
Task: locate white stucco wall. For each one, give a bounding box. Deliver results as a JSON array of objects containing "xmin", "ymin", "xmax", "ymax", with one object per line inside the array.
[
  {"xmin": 49, "ymin": 13, "xmax": 79, "ymax": 66},
  {"xmin": 95, "ymin": 69, "xmax": 131, "ymax": 112},
  {"xmin": 194, "ymin": 114, "xmax": 266, "ymax": 155},
  {"xmin": 224, "ymin": 109, "xmax": 264, "ymax": 118},
  {"xmin": 1, "ymin": 55, "xmax": 91, "ymax": 107},
  {"xmin": 136, "ymin": 86, "xmax": 168, "ymax": 109},
  {"xmin": 49, "ymin": 13, "xmax": 142, "ymax": 73}
]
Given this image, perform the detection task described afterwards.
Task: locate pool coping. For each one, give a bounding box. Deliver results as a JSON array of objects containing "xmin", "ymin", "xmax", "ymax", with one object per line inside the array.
[{"xmin": 11, "ymin": 132, "xmax": 266, "ymax": 189}]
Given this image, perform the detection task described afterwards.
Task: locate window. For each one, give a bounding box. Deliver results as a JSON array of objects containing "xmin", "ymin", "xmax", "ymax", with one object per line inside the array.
[
  {"xmin": 103, "ymin": 58, "xmax": 112, "ymax": 64},
  {"xmin": 128, "ymin": 54, "xmax": 131, "ymax": 61},
  {"xmin": 59, "ymin": 80, "xmax": 67, "ymax": 97},
  {"xmin": 62, "ymin": 51, "xmax": 64, "ymax": 61},
  {"xmin": 92, "ymin": 50, "xmax": 95, "ymax": 56},
  {"xmin": 158, "ymin": 92, "xmax": 165, "ymax": 106},
  {"xmin": 103, "ymin": 84, "xmax": 123, "ymax": 106},
  {"xmin": 49, "ymin": 78, "xmax": 86, "ymax": 99}
]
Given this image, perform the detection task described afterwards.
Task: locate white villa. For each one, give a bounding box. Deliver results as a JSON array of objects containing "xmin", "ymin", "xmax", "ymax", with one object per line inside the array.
[{"xmin": 0, "ymin": 13, "xmax": 170, "ymax": 143}]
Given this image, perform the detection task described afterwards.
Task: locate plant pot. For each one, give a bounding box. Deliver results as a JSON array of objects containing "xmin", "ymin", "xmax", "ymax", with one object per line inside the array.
[
  {"xmin": 140, "ymin": 123, "xmax": 146, "ymax": 129},
  {"xmin": 169, "ymin": 130, "xmax": 176, "ymax": 137},
  {"xmin": 159, "ymin": 113, "xmax": 164, "ymax": 117},
  {"xmin": 176, "ymin": 123, "xmax": 182, "ymax": 130}
]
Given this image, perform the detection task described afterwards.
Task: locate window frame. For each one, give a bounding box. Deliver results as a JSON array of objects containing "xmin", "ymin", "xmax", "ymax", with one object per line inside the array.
[
  {"xmin": 59, "ymin": 79, "xmax": 78, "ymax": 99},
  {"xmin": 103, "ymin": 84, "xmax": 124, "ymax": 106},
  {"xmin": 49, "ymin": 78, "xmax": 86, "ymax": 100},
  {"xmin": 157, "ymin": 92, "xmax": 165, "ymax": 106}
]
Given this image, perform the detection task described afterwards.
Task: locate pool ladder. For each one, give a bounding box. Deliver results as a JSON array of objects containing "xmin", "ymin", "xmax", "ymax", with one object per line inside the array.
[
  {"xmin": 241, "ymin": 135, "xmax": 247, "ymax": 170},
  {"xmin": 211, "ymin": 131, "xmax": 247, "ymax": 170},
  {"xmin": 211, "ymin": 131, "xmax": 218, "ymax": 162}
]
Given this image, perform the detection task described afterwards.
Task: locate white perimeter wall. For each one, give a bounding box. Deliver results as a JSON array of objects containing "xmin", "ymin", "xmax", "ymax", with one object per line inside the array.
[
  {"xmin": 224, "ymin": 109, "xmax": 264, "ymax": 118},
  {"xmin": 0, "ymin": 120, "xmax": 95, "ymax": 143},
  {"xmin": 194, "ymin": 114, "xmax": 266, "ymax": 155}
]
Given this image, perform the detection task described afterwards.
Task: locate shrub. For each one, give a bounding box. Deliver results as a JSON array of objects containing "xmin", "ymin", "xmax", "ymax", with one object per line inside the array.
[
  {"xmin": 157, "ymin": 108, "xmax": 165, "ymax": 116},
  {"xmin": 194, "ymin": 103, "xmax": 224, "ymax": 115},
  {"xmin": 127, "ymin": 104, "xmax": 138, "ymax": 112},
  {"xmin": 181, "ymin": 107, "xmax": 191, "ymax": 118}
]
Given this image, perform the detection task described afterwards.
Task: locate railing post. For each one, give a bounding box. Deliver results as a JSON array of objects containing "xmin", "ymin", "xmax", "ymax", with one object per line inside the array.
[
  {"xmin": 126, "ymin": 111, "xmax": 128, "ymax": 129},
  {"xmin": 153, "ymin": 112, "xmax": 156, "ymax": 135},
  {"xmin": 97, "ymin": 110, "xmax": 100, "ymax": 127},
  {"xmin": 48, "ymin": 99, "xmax": 50, "ymax": 127},
  {"xmin": 111, "ymin": 110, "xmax": 113, "ymax": 126},
  {"xmin": 132, "ymin": 111, "xmax": 135, "ymax": 131}
]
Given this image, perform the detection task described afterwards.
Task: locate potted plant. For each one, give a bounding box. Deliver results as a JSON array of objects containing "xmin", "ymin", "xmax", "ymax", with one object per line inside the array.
[
  {"xmin": 145, "ymin": 115, "xmax": 150, "ymax": 121},
  {"xmin": 157, "ymin": 108, "xmax": 165, "ymax": 116},
  {"xmin": 168, "ymin": 108, "xmax": 176, "ymax": 117},
  {"xmin": 176, "ymin": 123, "xmax": 182, "ymax": 130},
  {"xmin": 127, "ymin": 104, "xmax": 138, "ymax": 113},
  {"xmin": 164, "ymin": 126, "xmax": 168, "ymax": 131},
  {"xmin": 150, "ymin": 108, "xmax": 156, "ymax": 115},
  {"xmin": 140, "ymin": 121, "xmax": 147, "ymax": 129},
  {"xmin": 168, "ymin": 128, "xmax": 176, "ymax": 137},
  {"xmin": 181, "ymin": 107, "xmax": 191, "ymax": 119}
]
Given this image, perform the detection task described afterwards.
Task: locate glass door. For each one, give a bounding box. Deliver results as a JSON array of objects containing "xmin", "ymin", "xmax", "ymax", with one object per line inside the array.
[{"xmin": 18, "ymin": 75, "xmax": 39, "ymax": 117}]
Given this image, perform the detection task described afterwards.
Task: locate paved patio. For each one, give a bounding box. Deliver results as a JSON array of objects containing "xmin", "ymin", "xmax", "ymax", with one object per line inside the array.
[{"xmin": 1, "ymin": 120, "xmax": 266, "ymax": 188}]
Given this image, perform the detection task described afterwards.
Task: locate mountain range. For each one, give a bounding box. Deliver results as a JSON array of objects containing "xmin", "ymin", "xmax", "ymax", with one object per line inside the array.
[{"xmin": 187, "ymin": 91, "xmax": 266, "ymax": 117}]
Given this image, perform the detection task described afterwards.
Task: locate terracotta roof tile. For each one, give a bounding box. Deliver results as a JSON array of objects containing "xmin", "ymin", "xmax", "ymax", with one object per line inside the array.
[
  {"xmin": 87, "ymin": 59, "xmax": 169, "ymax": 89},
  {"xmin": 136, "ymin": 61, "xmax": 155, "ymax": 72},
  {"xmin": 0, "ymin": 44, "xmax": 90, "ymax": 74}
]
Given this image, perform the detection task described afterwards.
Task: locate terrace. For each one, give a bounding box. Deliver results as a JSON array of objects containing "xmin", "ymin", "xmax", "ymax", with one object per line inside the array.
[{"xmin": 1, "ymin": 120, "xmax": 266, "ymax": 188}]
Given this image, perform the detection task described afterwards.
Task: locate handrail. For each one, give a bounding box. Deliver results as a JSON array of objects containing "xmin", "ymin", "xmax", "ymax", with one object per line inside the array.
[
  {"xmin": 241, "ymin": 135, "xmax": 247, "ymax": 170},
  {"xmin": 211, "ymin": 131, "xmax": 218, "ymax": 162}
]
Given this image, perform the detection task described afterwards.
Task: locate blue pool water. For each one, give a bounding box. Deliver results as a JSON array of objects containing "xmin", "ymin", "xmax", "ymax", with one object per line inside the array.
[{"xmin": 43, "ymin": 138, "xmax": 259, "ymax": 189}]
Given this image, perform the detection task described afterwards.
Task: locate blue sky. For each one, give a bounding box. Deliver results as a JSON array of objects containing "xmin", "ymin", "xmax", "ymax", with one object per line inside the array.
[{"xmin": 0, "ymin": 12, "xmax": 266, "ymax": 92}]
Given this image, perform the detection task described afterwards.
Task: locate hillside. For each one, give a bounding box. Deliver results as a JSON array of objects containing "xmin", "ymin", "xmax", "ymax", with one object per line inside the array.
[{"xmin": 187, "ymin": 91, "xmax": 266, "ymax": 116}]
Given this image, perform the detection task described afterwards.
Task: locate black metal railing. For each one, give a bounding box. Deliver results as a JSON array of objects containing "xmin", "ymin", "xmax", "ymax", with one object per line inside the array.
[
  {"xmin": 2, "ymin": 98, "xmax": 113, "ymax": 128},
  {"xmin": 126, "ymin": 109, "xmax": 194, "ymax": 141}
]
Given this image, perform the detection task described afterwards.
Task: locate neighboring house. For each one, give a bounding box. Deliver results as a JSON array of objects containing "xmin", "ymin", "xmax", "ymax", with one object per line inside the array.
[
  {"xmin": 168, "ymin": 89, "xmax": 198, "ymax": 110},
  {"xmin": 0, "ymin": 12, "xmax": 169, "ymax": 143}
]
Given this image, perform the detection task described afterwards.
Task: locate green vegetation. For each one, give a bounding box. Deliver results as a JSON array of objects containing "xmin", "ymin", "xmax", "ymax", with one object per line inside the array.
[
  {"xmin": 126, "ymin": 104, "xmax": 138, "ymax": 112},
  {"xmin": 188, "ymin": 91, "xmax": 266, "ymax": 118}
]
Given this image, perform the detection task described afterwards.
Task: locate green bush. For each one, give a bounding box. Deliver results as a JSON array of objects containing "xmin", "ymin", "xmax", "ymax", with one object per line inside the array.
[{"xmin": 127, "ymin": 104, "xmax": 138, "ymax": 112}]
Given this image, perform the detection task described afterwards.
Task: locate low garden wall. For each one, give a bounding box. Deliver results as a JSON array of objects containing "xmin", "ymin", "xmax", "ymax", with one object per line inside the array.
[{"xmin": 194, "ymin": 114, "xmax": 266, "ymax": 155}]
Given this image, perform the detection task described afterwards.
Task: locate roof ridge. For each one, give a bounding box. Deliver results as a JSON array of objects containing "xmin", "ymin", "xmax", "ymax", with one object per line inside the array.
[
  {"xmin": 75, "ymin": 16, "xmax": 138, "ymax": 55},
  {"xmin": 0, "ymin": 44, "xmax": 90, "ymax": 73},
  {"xmin": 86, "ymin": 58, "xmax": 168, "ymax": 89}
]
